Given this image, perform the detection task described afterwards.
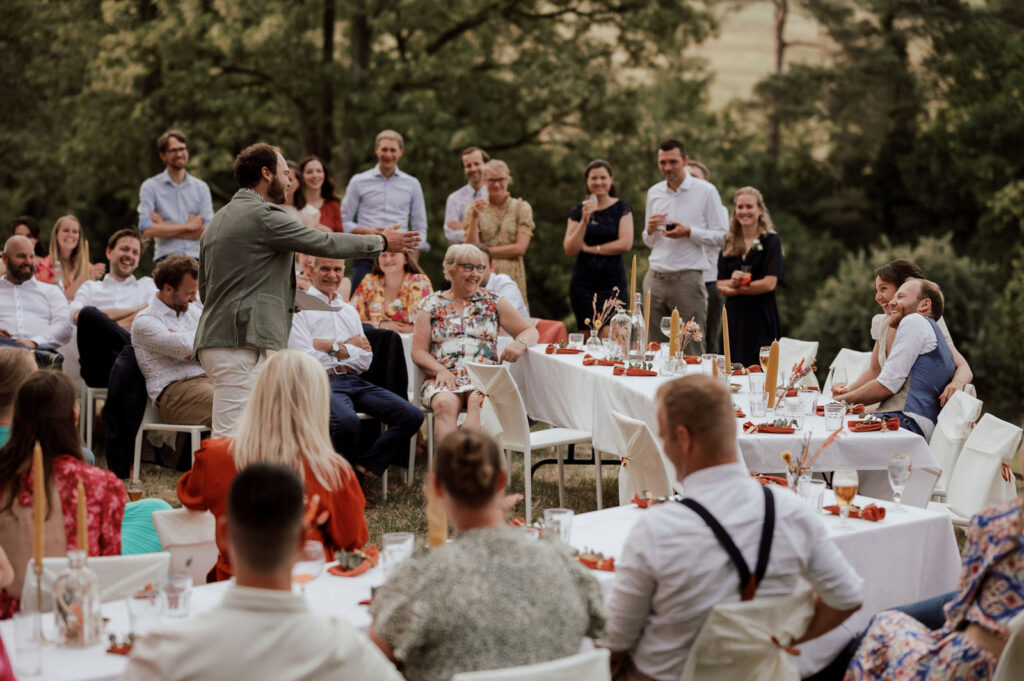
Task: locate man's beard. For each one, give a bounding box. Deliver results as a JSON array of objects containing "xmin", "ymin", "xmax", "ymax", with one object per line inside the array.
[
  {"xmin": 7, "ymin": 263, "xmax": 33, "ymax": 284},
  {"xmin": 269, "ymin": 176, "xmax": 287, "ymax": 205}
]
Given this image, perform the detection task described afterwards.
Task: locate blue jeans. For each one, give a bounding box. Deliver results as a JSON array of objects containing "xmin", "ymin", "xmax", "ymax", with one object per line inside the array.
[
  {"xmin": 328, "ymin": 374, "xmax": 423, "ymax": 477},
  {"xmin": 0, "ymin": 336, "xmax": 63, "ymax": 368},
  {"xmin": 876, "ymin": 411, "xmax": 925, "ymax": 437}
]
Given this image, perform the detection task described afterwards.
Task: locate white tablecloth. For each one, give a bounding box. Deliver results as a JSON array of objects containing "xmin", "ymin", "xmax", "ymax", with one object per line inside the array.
[{"xmin": 570, "ymin": 492, "xmax": 962, "ymax": 677}]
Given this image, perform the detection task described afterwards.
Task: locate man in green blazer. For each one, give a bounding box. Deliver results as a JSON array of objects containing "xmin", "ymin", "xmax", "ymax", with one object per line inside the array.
[{"xmin": 195, "ymin": 142, "xmax": 421, "ymax": 437}]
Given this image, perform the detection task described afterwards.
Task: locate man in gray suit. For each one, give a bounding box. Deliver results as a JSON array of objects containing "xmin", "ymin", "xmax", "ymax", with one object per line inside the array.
[{"xmin": 195, "ymin": 143, "xmax": 421, "ymax": 437}]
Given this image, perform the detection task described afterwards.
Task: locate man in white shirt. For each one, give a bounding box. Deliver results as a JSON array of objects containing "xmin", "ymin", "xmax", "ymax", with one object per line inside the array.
[
  {"xmin": 341, "ymin": 129, "xmax": 429, "ymax": 289},
  {"xmin": 132, "ymin": 255, "xmax": 212, "ymax": 428},
  {"xmin": 122, "ymin": 463, "xmax": 403, "ymax": 681},
  {"xmin": 0, "ymin": 236, "xmax": 72, "ymax": 367},
  {"xmin": 288, "ymin": 257, "xmax": 423, "ymax": 482},
  {"xmin": 684, "ymin": 160, "xmax": 729, "ymax": 354},
  {"xmin": 477, "ymin": 245, "xmax": 530, "ymax": 321},
  {"xmin": 642, "ymin": 140, "xmax": 728, "ymax": 348},
  {"xmin": 599, "ymin": 375, "xmax": 863, "ymax": 681},
  {"xmin": 834, "ymin": 278, "xmax": 955, "ymax": 439},
  {"xmin": 72, "ymin": 229, "xmax": 157, "ymax": 387},
  {"xmin": 444, "ymin": 146, "xmax": 489, "ymax": 245}
]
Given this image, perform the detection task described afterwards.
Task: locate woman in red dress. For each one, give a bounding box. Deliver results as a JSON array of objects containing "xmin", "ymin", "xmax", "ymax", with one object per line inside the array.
[{"xmin": 293, "ymin": 155, "xmax": 344, "ymax": 233}]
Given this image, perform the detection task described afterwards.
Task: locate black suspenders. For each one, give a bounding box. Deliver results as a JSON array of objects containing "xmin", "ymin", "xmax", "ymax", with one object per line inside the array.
[{"xmin": 677, "ymin": 485, "xmax": 776, "ymax": 601}]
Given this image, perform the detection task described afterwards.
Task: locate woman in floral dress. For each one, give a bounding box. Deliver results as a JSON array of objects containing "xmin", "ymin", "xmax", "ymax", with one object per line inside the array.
[
  {"xmin": 350, "ymin": 251, "xmax": 433, "ymax": 333},
  {"xmin": 411, "ymin": 244, "xmax": 538, "ymax": 445}
]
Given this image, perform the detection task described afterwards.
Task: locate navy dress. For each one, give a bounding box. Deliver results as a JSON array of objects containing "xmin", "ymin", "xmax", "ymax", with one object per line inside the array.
[
  {"xmin": 567, "ymin": 200, "xmax": 632, "ymax": 331},
  {"xmin": 717, "ymin": 232, "xmax": 783, "ymax": 367}
]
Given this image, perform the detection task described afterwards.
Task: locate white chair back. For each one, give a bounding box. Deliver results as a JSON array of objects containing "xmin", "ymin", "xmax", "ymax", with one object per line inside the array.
[
  {"xmin": 451, "ymin": 648, "xmax": 610, "ymax": 681},
  {"xmin": 152, "ymin": 508, "xmax": 218, "ymax": 584},
  {"xmin": 946, "ymin": 414, "xmax": 1023, "ymax": 520},
  {"xmin": 822, "ymin": 348, "xmax": 871, "ymax": 394},
  {"xmin": 993, "ymin": 609, "xmax": 1024, "ymax": 681},
  {"xmin": 610, "ymin": 411, "xmax": 672, "ymax": 505},
  {"xmin": 465, "ymin": 362, "xmax": 528, "ymax": 450},
  {"xmin": 681, "ymin": 590, "xmax": 815, "ymax": 681},
  {"xmin": 410, "ymin": 361, "xmax": 429, "ymax": 411},
  {"xmin": 778, "ymin": 338, "xmax": 819, "ymax": 389},
  {"xmin": 929, "ymin": 390, "xmax": 984, "ymax": 494},
  {"xmin": 22, "ymin": 552, "xmax": 171, "ymax": 609}
]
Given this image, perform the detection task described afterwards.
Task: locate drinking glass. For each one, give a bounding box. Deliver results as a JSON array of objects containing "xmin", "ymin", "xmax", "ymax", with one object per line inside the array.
[
  {"xmin": 824, "ymin": 402, "xmax": 845, "ymax": 431},
  {"xmin": 799, "ymin": 479, "xmax": 828, "ymax": 513},
  {"xmin": 887, "ymin": 452, "xmax": 912, "ymax": 512},
  {"xmin": 660, "ymin": 317, "xmax": 672, "ymax": 338},
  {"xmin": 833, "ymin": 468, "xmax": 859, "ymax": 530},
  {"xmin": 701, "ymin": 353, "xmax": 717, "ymax": 376},
  {"xmin": 568, "ymin": 332, "xmax": 584, "ymax": 350},
  {"xmin": 126, "ymin": 586, "xmax": 166, "ymax": 636},
  {"xmin": 716, "ymin": 355, "xmax": 728, "ymax": 377},
  {"xmin": 759, "ymin": 346, "xmax": 772, "ymax": 371},
  {"xmin": 739, "ymin": 265, "xmax": 752, "ymax": 286},
  {"xmin": 543, "ymin": 508, "xmax": 575, "ymax": 544},
  {"xmin": 749, "ymin": 392, "xmax": 768, "ymax": 418},
  {"xmin": 292, "ymin": 540, "xmax": 326, "ymax": 593},
  {"xmin": 602, "ymin": 338, "xmax": 619, "ymax": 361},
  {"xmin": 12, "ymin": 611, "xmax": 42, "ymax": 676},
  {"xmin": 831, "ymin": 368, "xmax": 848, "ymax": 394},
  {"xmin": 164, "ymin": 573, "xmax": 193, "ymax": 618},
  {"xmin": 784, "ymin": 396, "xmax": 803, "ymax": 430},
  {"xmin": 798, "ymin": 388, "xmax": 818, "ymax": 416},
  {"xmin": 380, "ymin": 532, "xmax": 416, "ymax": 580},
  {"xmin": 126, "ymin": 479, "xmax": 144, "ymax": 502},
  {"xmin": 748, "ymin": 371, "xmax": 766, "ymax": 395}
]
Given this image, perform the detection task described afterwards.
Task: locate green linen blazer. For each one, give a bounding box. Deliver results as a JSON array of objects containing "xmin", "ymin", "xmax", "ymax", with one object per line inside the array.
[{"xmin": 194, "ymin": 190, "xmax": 384, "ymax": 353}]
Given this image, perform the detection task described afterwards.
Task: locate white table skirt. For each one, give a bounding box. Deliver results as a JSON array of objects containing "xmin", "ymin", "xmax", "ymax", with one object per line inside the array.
[{"xmin": 570, "ymin": 492, "xmax": 962, "ymax": 677}]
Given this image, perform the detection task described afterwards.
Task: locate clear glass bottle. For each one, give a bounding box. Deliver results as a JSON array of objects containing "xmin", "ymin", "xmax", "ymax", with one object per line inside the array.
[
  {"xmin": 54, "ymin": 550, "xmax": 101, "ymax": 647},
  {"xmin": 627, "ymin": 292, "xmax": 646, "ymax": 368},
  {"xmin": 608, "ymin": 302, "xmax": 632, "ymax": 361},
  {"xmin": 585, "ymin": 328, "xmax": 603, "ymax": 356}
]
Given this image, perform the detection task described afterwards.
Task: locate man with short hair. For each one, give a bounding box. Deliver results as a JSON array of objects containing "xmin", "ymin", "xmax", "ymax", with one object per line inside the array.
[
  {"xmin": 341, "ymin": 129, "xmax": 429, "ymax": 289},
  {"xmin": 137, "ymin": 129, "xmax": 214, "ymax": 263},
  {"xmin": 444, "ymin": 146, "xmax": 489, "ymax": 245},
  {"xmin": 72, "ymin": 228, "xmax": 157, "ymax": 388},
  {"xmin": 642, "ymin": 140, "xmax": 728, "ymax": 348},
  {"xmin": 132, "ymin": 254, "xmax": 212, "ymax": 428},
  {"xmin": 122, "ymin": 463, "xmax": 403, "ymax": 681},
  {"xmin": 684, "ymin": 160, "xmax": 729, "ymax": 355},
  {"xmin": 477, "ymin": 245, "xmax": 530, "ymax": 321},
  {"xmin": 599, "ymin": 375, "xmax": 863, "ymax": 680},
  {"xmin": 834, "ymin": 278, "xmax": 955, "ymax": 439},
  {"xmin": 196, "ymin": 142, "xmax": 420, "ymax": 438},
  {"xmin": 288, "ymin": 257, "xmax": 423, "ymax": 482},
  {"xmin": 0, "ymin": 235, "xmax": 73, "ymax": 367}
]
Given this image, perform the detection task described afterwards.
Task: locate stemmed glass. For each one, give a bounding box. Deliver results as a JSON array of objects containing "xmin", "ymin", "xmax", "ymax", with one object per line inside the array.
[
  {"xmin": 292, "ymin": 540, "xmax": 326, "ymax": 593},
  {"xmin": 759, "ymin": 346, "xmax": 772, "ymax": 371},
  {"xmin": 832, "ymin": 368, "xmax": 848, "ymax": 394},
  {"xmin": 887, "ymin": 453, "xmax": 912, "ymax": 512},
  {"xmin": 660, "ymin": 317, "xmax": 672, "ymax": 339},
  {"xmin": 833, "ymin": 468, "xmax": 859, "ymax": 530}
]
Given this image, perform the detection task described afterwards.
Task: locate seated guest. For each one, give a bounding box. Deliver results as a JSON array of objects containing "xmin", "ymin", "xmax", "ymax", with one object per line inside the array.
[
  {"xmin": 599, "ymin": 375, "xmax": 863, "ymax": 680},
  {"xmin": 289, "ymin": 257, "xmax": 423, "ymax": 481},
  {"xmin": 0, "ymin": 371, "xmax": 125, "ymax": 618},
  {"xmin": 477, "ymin": 244, "xmax": 530, "ymax": 321},
  {"xmin": 131, "ymin": 254, "xmax": 212, "ymax": 428},
  {"xmin": 178, "ymin": 350, "xmax": 370, "ymax": 582},
  {"xmin": 370, "ymin": 429, "xmax": 604, "ymax": 681},
  {"xmin": 411, "ymin": 244, "xmax": 538, "ymax": 445},
  {"xmin": 0, "ymin": 347, "xmax": 35, "ymax": 446},
  {"xmin": 0, "ymin": 235, "xmax": 73, "ymax": 368},
  {"xmin": 834, "ymin": 279, "xmax": 955, "ymax": 439},
  {"xmin": 837, "ymin": 259, "xmax": 972, "ymax": 407},
  {"xmin": 350, "ymin": 251, "xmax": 433, "ymax": 333},
  {"xmin": 125, "ymin": 464, "xmax": 402, "ymax": 681},
  {"xmin": 35, "ymin": 215, "xmax": 106, "ymax": 297},
  {"xmin": 72, "ymin": 228, "xmax": 156, "ymax": 387}
]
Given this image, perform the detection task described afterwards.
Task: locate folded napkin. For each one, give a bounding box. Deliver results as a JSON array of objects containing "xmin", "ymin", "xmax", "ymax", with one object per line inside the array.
[
  {"xmin": 631, "ymin": 493, "xmax": 669, "ymax": 509},
  {"xmin": 107, "ymin": 644, "xmax": 133, "ymax": 656},
  {"xmin": 735, "ymin": 409, "xmax": 746, "ymax": 418},
  {"xmin": 682, "ymin": 355, "xmax": 701, "ymax": 364},
  {"xmin": 816, "ymin": 404, "xmax": 865, "ymax": 416},
  {"xmin": 358, "ymin": 598, "xmax": 373, "ymax": 606},
  {"xmin": 578, "ymin": 553, "xmax": 616, "ymax": 571},
  {"xmin": 545, "ymin": 344, "xmax": 583, "ymax": 354},
  {"xmin": 731, "ymin": 368, "xmax": 748, "ymax": 376},
  {"xmin": 847, "ymin": 417, "xmax": 900, "ymax": 433},
  {"xmin": 784, "ymin": 387, "xmax": 820, "ymax": 397},
  {"xmin": 752, "ymin": 473, "xmax": 789, "ymax": 487},
  {"xmin": 648, "ymin": 342, "xmax": 661, "ymax": 351},
  {"xmin": 823, "ymin": 503, "xmax": 886, "ymax": 522},
  {"xmin": 613, "ymin": 365, "xmax": 658, "ymax": 377},
  {"xmin": 328, "ymin": 545, "xmax": 379, "ymax": 577},
  {"xmin": 582, "ymin": 354, "xmax": 624, "ymax": 367},
  {"xmin": 747, "ymin": 365, "xmax": 763, "ymax": 373},
  {"xmin": 743, "ymin": 421, "xmax": 796, "ymax": 435}
]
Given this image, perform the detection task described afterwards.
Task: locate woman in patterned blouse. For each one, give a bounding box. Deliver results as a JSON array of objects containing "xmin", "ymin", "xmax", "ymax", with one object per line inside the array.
[{"xmin": 350, "ymin": 251, "xmax": 433, "ymax": 333}]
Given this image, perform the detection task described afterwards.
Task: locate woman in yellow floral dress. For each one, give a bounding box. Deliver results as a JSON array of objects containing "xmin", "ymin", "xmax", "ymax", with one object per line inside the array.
[{"xmin": 350, "ymin": 252, "xmax": 433, "ymax": 333}]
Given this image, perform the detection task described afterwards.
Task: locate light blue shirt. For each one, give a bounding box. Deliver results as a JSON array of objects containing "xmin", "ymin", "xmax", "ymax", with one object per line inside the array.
[
  {"xmin": 341, "ymin": 165, "xmax": 429, "ymax": 251},
  {"xmin": 443, "ymin": 182, "xmax": 487, "ymax": 244},
  {"xmin": 137, "ymin": 170, "xmax": 214, "ymax": 260}
]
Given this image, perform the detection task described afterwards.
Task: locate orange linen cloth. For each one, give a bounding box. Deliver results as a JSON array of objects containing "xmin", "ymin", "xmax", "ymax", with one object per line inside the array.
[
  {"xmin": 817, "ymin": 404, "xmax": 865, "ymax": 416},
  {"xmin": 847, "ymin": 418, "xmax": 901, "ymax": 433},
  {"xmin": 582, "ymin": 355, "xmax": 624, "ymax": 367},
  {"xmin": 742, "ymin": 421, "xmax": 796, "ymax": 434},
  {"xmin": 784, "ymin": 387, "xmax": 820, "ymax": 397},
  {"xmin": 823, "ymin": 504, "xmax": 886, "ymax": 522},
  {"xmin": 612, "ymin": 366, "xmax": 658, "ymax": 377},
  {"xmin": 545, "ymin": 344, "xmax": 584, "ymax": 354},
  {"xmin": 747, "ymin": 365, "xmax": 763, "ymax": 373},
  {"xmin": 328, "ymin": 545, "xmax": 380, "ymax": 577},
  {"xmin": 535, "ymin": 320, "xmax": 569, "ymax": 345}
]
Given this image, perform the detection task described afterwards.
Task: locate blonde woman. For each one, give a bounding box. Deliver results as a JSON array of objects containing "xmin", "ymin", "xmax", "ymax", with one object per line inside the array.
[
  {"xmin": 177, "ymin": 350, "xmax": 368, "ymax": 582},
  {"xmin": 36, "ymin": 215, "xmax": 105, "ymax": 300},
  {"xmin": 715, "ymin": 187, "xmax": 783, "ymax": 366}
]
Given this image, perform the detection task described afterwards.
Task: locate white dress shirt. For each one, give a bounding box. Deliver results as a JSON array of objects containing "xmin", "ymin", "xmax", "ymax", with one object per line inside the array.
[
  {"xmin": 121, "ymin": 584, "xmax": 403, "ymax": 681},
  {"xmin": 444, "ymin": 182, "xmax": 488, "ymax": 244},
  {"xmin": 341, "ymin": 165, "xmax": 429, "ymax": 251},
  {"xmin": 484, "ymin": 272, "xmax": 530, "ymax": 320},
  {"xmin": 642, "ymin": 173, "xmax": 728, "ymax": 274},
  {"xmin": 70, "ymin": 273, "xmax": 157, "ymax": 318},
  {"xmin": 702, "ymin": 203, "xmax": 730, "ymax": 282},
  {"xmin": 598, "ymin": 461, "xmax": 864, "ymax": 681},
  {"xmin": 0, "ymin": 275, "xmax": 73, "ymax": 349},
  {"xmin": 877, "ymin": 312, "xmax": 942, "ymax": 438},
  {"xmin": 288, "ymin": 287, "xmax": 373, "ymax": 373},
  {"xmin": 131, "ymin": 293, "xmax": 205, "ymax": 402}
]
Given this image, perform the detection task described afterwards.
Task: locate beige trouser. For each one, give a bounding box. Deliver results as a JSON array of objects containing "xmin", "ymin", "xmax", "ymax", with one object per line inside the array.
[
  {"xmin": 198, "ymin": 347, "xmax": 270, "ymax": 438},
  {"xmin": 157, "ymin": 375, "xmax": 214, "ymax": 428},
  {"xmin": 644, "ymin": 268, "xmax": 707, "ymax": 352}
]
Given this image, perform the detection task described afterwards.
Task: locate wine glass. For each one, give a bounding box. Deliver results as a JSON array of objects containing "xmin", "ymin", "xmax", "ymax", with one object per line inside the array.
[
  {"xmin": 759, "ymin": 346, "xmax": 772, "ymax": 371},
  {"xmin": 832, "ymin": 368, "xmax": 848, "ymax": 394},
  {"xmin": 833, "ymin": 468, "xmax": 859, "ymax": 530},
  {"xmin": 887, "ymin": 452, "xmax": 912, "ymax": 512},
  {"xmin": 660, "ymin": 317, "xmax": 672, "ymax": 339},
  {"xmin": 292, "ymin": 540, "xmax": 326, "ymax": 593}
]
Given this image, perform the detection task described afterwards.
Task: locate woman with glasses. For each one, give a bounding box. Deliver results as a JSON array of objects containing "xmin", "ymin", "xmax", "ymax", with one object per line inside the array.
[
  {"xmin": 464, "ymin": 160, "xmax": 535, "ymax": 301},
  {"xmin": 411, "ymin": 245, "xmax": 538, "ymax": 445}
]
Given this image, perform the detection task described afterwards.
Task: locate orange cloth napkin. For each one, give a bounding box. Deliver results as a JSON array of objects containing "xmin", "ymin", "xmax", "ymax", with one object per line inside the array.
[
  {"xmin": 648, "ymin": 342, "xmax": 661, "ymax": 351},
  {"xmin": 817, "ymin": 404, "xmax": 865, "ymax": 416},
  {"xmin": 613, "ymin": 365, "xmax": 658, "ymax": 377},
  {"xmin": 735, "ymin": 409, "xmax": 746, "ymax": 418},
  {"xmin": 578, "ymin": 554, "xmax": 616, "ymax": 571},
  {"xmin": 682, "ymin": 355, "xmax": 701, "ymax": 364},
  {"xmin": 752, "ymin": 473, "xmax": 789, "ymax": 487},
  {"xmin": 747, "ymin": 365, "xmax": 763, "ymax": 373},
  {"xmin": 847, "ymin": 417, "xmax": 900, "ymax": 432},
  {"xmin": 784, "ymin": 387, "xmax": 820, "ymax": 397},
  {"xmin": 743, "ymin": 421, "xmax": 796, "ymax": 434},
  {"xmin": 823, "ymin": 504, "xmax": 886, "ymax": 522},
  {"xmin": 328, "ymin": 545, "xmax": 379, "ymax": 577},
  {"xmin": 731, "ymin": 368, "xmax": 748, "ymax": 376},
  {"xmin": 582, "ymin": 355, "xmax": 624, "ymax": 367},
  {"xmin": 545, "ymin": 344, "xmax": 584, "ymax": 354}
]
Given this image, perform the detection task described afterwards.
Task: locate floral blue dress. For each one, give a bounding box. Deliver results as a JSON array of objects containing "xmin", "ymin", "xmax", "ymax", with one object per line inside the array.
[
  {"xmin": 845, "ymin": 498, "xmax": 1024, "ymax": 681},
  {"xmin": 418, "ymin": 290, "xmax": 500, "ymax": 405}
]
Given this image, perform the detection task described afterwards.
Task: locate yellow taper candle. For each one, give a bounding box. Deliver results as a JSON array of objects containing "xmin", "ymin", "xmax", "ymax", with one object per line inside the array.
[
  {"xmin": 426, "ymin": 477, "xmax": 448, "ymax": 548},
  {"xmin": 32, "ymin": 442, "xmax": 45, "ymax": 570},
  {"xmin": 643, "ymin": 290, "xmax": 651, "ymax": 342},
  {"xmin": 629, "ymin": 255, "xmax": 637, "ymax": 304},
  {"xmin": 722, "ymin": 306, "xmax": 731, "ymax": 370},
  {"xmin": 669, "ymin": 308, "xmax": 680, "ymax": 356},
  {"xmin": 76, "ymin": 480, "xmax": 88, "ymax": 554},
  {"xmin": 766, "ymin": 340, "xmax": 780, "ymax": 408}
]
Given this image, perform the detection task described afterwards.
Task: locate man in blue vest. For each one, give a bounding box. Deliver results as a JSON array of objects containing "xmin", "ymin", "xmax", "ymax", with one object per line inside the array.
[{"xmin": 838, "ymin": 278, "xmax": 955, "ymax": 439}]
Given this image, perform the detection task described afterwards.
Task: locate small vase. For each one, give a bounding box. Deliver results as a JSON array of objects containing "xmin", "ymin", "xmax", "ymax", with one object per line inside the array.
[
  {"xmin": 585, "ymin": 329, "xmax": 603, "ymax": 357},
  {"xmin": 54, "ymin": 550, "xmax": 101, "ymax": 647},
  {"xmin": 786, "ymin": 468, "xmax": 809, "ymax": 493}
]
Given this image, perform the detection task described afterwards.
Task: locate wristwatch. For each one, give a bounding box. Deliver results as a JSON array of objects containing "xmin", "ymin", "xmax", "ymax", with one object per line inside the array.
[
  {"xmin": 596, "ymin": 244, "xmax": 602, "ymax": 253},
  {"xmin": 380, "ymin": 233, "xmax": 389, "ymax": 253},
  {"xmin": 331, "ymin": 340, "xmax": 340, "ymax": 355}
]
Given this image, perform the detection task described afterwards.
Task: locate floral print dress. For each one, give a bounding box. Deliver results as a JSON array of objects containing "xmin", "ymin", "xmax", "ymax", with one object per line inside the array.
[
  {"xmin": 845, "ymin": 498, "xmax": 1024, "ymax": 681},
  {"xmin": 418, "ymin": 290, "xmax": 500, "ymax": 406},
  {"xmin": 350, "ymin": 272, "xmax": 433, "ymax": 324},
  {"xmin": 465, "ymin": 196, "xmax": 535, "ymax": 299}
]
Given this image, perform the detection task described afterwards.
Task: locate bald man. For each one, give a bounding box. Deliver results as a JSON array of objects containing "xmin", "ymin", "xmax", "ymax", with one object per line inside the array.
[{"xmin": 0, "ymin": 236, "xmax": 72, "ymax": 367}]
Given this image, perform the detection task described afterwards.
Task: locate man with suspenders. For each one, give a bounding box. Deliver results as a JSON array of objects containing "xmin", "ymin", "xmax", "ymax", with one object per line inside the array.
[{"xmin": 598, "ymin": 375, "xmax": 864, "ymax": 681}]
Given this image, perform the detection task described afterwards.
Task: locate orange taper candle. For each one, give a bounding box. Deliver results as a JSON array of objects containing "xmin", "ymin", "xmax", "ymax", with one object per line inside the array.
[
  {"xmin": 426, "ymin": 477, "xmax": 448, "ymax": 548},
  {"xmin": 722, "ymin": 306, "xmax": 731, "ymax": 370},
  {"xmin": 629, "ymin": 255, "xmax": 637, "ymax": 304},
  {"xmin": 76, "ymin": 480, "xmax": 88, "ymax": 554},
  {"xmin": 32, "ymin": 442, "xmax": 45, "ymax": 570}
]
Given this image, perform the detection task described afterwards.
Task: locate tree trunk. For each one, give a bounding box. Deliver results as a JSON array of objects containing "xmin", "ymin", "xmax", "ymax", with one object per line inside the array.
[
  {"xmin": 138, "ymin": 0, "xmax": 164, "ymax": 175},
  {"xmin": 320, "ymin": 0, "xmax": 336, "ymax": 164},
  {"xmin": 339, "ymin": 0, "xmax": 371, "ymax": 180},
  {"xmin": 767, "ymin": 0, "xmax": 788, "ymax": 199}
]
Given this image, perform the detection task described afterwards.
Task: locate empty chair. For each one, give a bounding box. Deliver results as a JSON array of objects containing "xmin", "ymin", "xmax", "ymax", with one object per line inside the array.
[
  {"xmin": 132, "ymin": 398, "xmax": 206, "ymax": 483},
  {"xmin": 992, "ymin": 610, "xmax": 1024, "ymax": 681},
  {"xmin": 152, "ymin": 508, "xmax": 218, "ymax": 585},
  {"xmin": 609, "ymin": 411, "xmax": 673, "ymax": 505},
  {"xmin": 822, "ymin": 348, "xmax": 871, "ymax": 395},
  {"xmin": 778, "ymin": 338, "xmax": 819, "ymax": 389},
  {"xmin": 928, "ymin": 390, "xmax": 983, "ymax": 500},
  {"xmin": 451, "ymin": 648, "xmax": 610, "ymax": 681},
  {"xmin": 23, "ymin": 552, "xmax": 171, "ymax": 609}
]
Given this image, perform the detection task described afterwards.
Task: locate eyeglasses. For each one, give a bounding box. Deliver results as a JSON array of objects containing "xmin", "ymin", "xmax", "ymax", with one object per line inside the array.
[
  {"xmin": 484, "ymin": 177, "xmax": 509, "ymax": 184},
  {"xmin": 457, "ymin": 264, "xmax": 487, "ymax": 273}
]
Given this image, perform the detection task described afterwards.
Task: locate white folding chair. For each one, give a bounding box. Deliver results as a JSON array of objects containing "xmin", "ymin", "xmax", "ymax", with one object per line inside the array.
[
  {"xmin": 822, "ymin": 348, "xmax": 871, "ymax": 395},
  {"xmin": 465, "ymin": 362, "xmax": 592, "ymax": 523},
  {"xmin": 993, "ymin": 609, "xmax": 1024, "ymax": 681},
  {"xmin": 609, "ymin": 411, "xmax": 673, "ymax": 505},
  {"xmin": 778, "ymin": 338, "xmax": 819, "ymax": 389},
  {"xmin": 411, "ymin": 362, "xmax": 437, "ymax": 474},
  {"xmin": 81, "ymin": 386, "xmax": 107, "ymax": 450},
  {"xmin": 23, "ymin": 552, "xmax": 171, "ymax": 609},
  {"xmin": 928, "ymin": 414, "xmax": 1023, "ymax": 527},
  {"xmin": 928, "ymin": 390, "xmax": 983, "ymax": 500},
  {"xmin": 681, "ymin": 590, "xmax": 815, "ymax": 681},
  {"xmin": 151, "ymin": 508, "xmax": 218, "ymax": 584},
  {"xmin": 451, "ymin": 648, "xmax": 610, "ymax": 681},
  {"xmin": 132, "ymin": 398, "xmax": 206, "ymax": 483}
]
